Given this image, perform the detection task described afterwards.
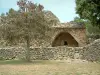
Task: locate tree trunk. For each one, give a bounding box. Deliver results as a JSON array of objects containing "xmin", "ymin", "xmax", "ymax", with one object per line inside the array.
[{"xmin": 25, "ymin": 36, "xmax": 31, "ymax": 62}]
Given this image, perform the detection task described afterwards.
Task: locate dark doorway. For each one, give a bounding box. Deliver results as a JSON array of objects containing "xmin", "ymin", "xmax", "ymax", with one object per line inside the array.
[{"xmin": 64, "ymin": 41, "xmax": 68, "ymax": 45}]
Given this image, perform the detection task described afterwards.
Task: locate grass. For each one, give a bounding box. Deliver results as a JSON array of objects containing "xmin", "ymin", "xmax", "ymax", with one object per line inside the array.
[
  {"xmin": 0, "ymin": 60, "xmax": 31, "ymax": 65},
  {"xmin": 0, "ymin": 60, "xmax": 100, "ymax": 75},
  {"xmin": 0, "ymin": 60, "xmax": 60, "ymax": 65}
]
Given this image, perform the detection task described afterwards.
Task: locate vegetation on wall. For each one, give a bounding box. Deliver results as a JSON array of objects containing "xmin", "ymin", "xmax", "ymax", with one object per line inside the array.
[{"xmin": 73, "ymin": 17, "xmax": 100, "ymax": 35}]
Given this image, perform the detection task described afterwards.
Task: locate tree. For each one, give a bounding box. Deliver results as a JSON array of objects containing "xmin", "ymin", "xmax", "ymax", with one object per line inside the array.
[
  {"xmin": 73, "ymin": 16, "xmax": 100, "ymax": 34},
  {"xmin": 73, "ymin": 16, "xmax": 85, "ymax": 25},
  {"xmin": 0, "ymin": 0, "xmax": 52, "ymax": 62},
  {"xmin": 86, "ymin": 21, "xmax": 100, "ymax": 34},
  {"xmin": 75, "ymin": 0, "xmax": 100, "ymax": 28},
  {"xmin": 74, "ymin": 17, "xmax": 84, "ymax": 23}
]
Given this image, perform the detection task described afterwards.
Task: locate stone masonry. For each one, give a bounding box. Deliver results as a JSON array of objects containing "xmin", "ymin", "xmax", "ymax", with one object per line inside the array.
[{"xmin": 0, "ymin": 39, "xmax": 100, "ymax": 61}]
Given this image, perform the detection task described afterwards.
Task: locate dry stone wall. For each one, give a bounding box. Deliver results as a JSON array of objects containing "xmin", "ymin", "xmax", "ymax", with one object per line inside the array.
[
  {"xmin": 30, "ymin": 47, "xmax": 83, "ymax": 60},
  {"xmin": 81, "ymin": 39, "xmax": 100, "ymax": 61},
  {"xmin": 0, "ymin": 39, "xmax": 100, "ymax": 61}
]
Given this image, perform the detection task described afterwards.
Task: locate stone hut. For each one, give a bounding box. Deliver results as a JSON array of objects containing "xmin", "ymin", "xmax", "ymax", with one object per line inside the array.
[
  {"xmin": 49, "ymin": 22, "xmax": 86, "ymax": 47},
  {"xmin": 39, "ymin": 11, "xmax": 87, "ymax": 47},
  {"xmin": 32, "ymin": 23, "xmax": 86, "ymax": 47}
]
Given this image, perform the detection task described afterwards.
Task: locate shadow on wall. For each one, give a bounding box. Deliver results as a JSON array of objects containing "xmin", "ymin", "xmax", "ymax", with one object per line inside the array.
[{"xmin": 52, "ymin": 32, "xmax": 79, "ymax": 47}]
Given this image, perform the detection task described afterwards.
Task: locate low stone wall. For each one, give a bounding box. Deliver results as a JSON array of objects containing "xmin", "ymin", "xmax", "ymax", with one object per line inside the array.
[
  {"xmin": 0, "ymin": 47, "xmax": 25, "ymax": 60},
  {"xmin": 30, "ymin": 47, "xmax": 83, "ymax": 60},
  {"xmin": 0, "ymin": 39, "xmax": 100, "ymax": 61},
  {"xmin": 0, "ymin": 47, "xmax": 82, "ymax": 60}
]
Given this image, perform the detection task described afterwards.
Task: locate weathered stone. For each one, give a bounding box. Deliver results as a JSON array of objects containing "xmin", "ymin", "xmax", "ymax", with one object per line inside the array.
[{"xmin": 0, "ymin": 39, "xmax": 100, "ymax": 61}]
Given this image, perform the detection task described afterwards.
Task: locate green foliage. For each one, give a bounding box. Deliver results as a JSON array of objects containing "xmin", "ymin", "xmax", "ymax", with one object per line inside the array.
[
  {"xmin": 0, "ymin": 0, "xmax": 51, "ymax": 43},
  {"xmin": 0, "ymin": 60, "xmax": 30, "ymax": 65},
  {"xmin": 0, "ymin": 56, "xmax": 4, "ymax": 60},
  {"xmin": 74, "ymin": 16, "xmax": 85, "ymax": 24},
  {"xmin": 86, "ymin": 22, "xmax": 100, "ymax": 34},
  {"xmin": 0, "ymin": 0, "xmax": 53, "ymax": 62},
  {"xmin": 76, "ymin": 0, "xmax": 100, "ymax": 28},
  {"xmin": 1, "ymin": 13, "xmax": 5, "ymax": 16},
  {"xmin": 74, "ymin": 16, "xmax": 100, "ymax": 34}
]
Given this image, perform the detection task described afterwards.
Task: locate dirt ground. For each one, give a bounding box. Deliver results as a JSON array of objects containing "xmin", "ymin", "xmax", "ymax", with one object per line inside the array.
[{"xmin": 0, "ymin": 60, "xmax": 100, "ymax": 75}]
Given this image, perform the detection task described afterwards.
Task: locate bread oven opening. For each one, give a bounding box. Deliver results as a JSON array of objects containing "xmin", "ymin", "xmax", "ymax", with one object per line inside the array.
[{"xmin": 52, "ymin": 32, "xmax": 78, "ymax": 47}]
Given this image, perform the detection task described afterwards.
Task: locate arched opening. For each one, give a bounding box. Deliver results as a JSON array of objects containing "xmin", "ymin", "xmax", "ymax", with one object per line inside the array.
[{"xmin": 52, "ymin": 32, "xmax": 79, "ymax": 47}]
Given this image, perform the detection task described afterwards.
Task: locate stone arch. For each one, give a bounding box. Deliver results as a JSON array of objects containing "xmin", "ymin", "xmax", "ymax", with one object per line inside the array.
[{"xmin": 52, "ymin": 32, "xmax": 79, "ymax": 47}]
